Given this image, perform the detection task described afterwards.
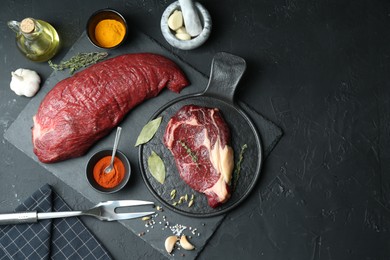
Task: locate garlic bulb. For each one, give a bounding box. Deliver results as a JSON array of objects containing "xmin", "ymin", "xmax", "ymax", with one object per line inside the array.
[{"xmin": 10, "ymin": 68, "xmax": 41, "ymax": 97}]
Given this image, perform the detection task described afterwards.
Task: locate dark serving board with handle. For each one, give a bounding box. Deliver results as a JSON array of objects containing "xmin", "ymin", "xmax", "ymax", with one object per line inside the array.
[
  {"xmin": 140, "ymin": 52, "xmax": 263, "ymax": 217},
  {"xmin": 4, "ymin": 30, "xmax": 282, "ymax": 259}
]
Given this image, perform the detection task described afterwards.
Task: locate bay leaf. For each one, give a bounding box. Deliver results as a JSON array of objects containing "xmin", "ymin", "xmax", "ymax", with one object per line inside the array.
[
  {"xmin": 148, "ymin": 151, "xmax": 166, "ymax": 184},
  {"xmin": 135, "ymin": 117, "xmax": 162, "ymax": 146}
]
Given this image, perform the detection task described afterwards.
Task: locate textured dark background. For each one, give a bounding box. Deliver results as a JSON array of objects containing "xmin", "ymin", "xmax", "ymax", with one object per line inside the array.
[{"xmin": 1, "ymin": 0, "xmax": 389, "ymax": 259}]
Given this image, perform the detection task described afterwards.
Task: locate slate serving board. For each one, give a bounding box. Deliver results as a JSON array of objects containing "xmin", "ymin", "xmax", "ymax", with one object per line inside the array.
[{"xmin": 4, "ymin": 30, "xmax": 282, "ymax": 259}]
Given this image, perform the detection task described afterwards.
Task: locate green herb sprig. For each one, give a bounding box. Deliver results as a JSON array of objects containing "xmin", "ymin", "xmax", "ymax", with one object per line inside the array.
[
  {"xmin": 48, "ymin": 52, "xmax": 108, "ymax": 74},
  {"xmin": 232, "ymin": 144, "xmax": 248, "ymax": 190},
  {"xmin": 179, "ymin": 140, "xmax": 198, "ymax": 163}
]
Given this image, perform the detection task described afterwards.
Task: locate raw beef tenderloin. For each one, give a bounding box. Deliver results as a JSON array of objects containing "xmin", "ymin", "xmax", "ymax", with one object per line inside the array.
[
  {"xmin": 33, "ymin": 53, "xmax": 189, "ymax": 163},
  {"xmin": 164, "ymin": 105, "xmax": 234, "ymax": 208}
]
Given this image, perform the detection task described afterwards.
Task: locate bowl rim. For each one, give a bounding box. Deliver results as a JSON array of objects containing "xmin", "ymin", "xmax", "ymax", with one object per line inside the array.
[
  {"xmin": 86, "ymin": 8, "xmax": 128, "ymax": 49},
  {"xmin": 86, "ymin": 149, "xmax": 131, "ymax": 194},
  {"xmin": 160, "ymin": 1, "xmax": 212, "ymax": 50}
]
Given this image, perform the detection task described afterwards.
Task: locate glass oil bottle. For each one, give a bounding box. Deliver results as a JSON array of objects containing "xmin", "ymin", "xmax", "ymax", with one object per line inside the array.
[{"xmin": 8, "ymin": 18, "xmax": 60, "ymax": 62}]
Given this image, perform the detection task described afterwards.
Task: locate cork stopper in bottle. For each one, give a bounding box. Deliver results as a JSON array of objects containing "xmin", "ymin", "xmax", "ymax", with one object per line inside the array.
[{"xmin": 20, "ymin": 18, "xmax": 35, "ymax": 33}]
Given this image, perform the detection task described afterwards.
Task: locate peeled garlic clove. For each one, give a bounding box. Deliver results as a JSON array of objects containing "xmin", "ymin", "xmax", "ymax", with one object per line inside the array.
[
  {"xmin": 176, "ymin": 26, "xmax": 188, "ymax": 34},
  {"xmin": 175, "ymin": 26, "xmax": 192, "ymax": 41},
  {"xmin": 175, "ymin": 32, "xmax": 191, "ymax": 41},
  {"xmin": 165, "ymin": 236, "xmax": 178, "ymax": 254},
  {"xmin": 168, "ymin": 10, "xmax": 183, "ymax": 31},
  {"xmin": 180, "ymin": 235, "xmax": 195, "ymax": 250}
]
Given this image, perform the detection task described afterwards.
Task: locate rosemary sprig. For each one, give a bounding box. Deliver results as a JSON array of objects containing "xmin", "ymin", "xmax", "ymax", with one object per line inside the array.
[{"xmin": 48, "ymin": 52, "xmax": 108, "ymax": 74}]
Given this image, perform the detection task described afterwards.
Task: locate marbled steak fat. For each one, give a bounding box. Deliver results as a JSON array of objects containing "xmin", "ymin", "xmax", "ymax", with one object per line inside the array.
[{"xmin": 32, "ymin": 53, "xmax": 189, "ymax": 163}]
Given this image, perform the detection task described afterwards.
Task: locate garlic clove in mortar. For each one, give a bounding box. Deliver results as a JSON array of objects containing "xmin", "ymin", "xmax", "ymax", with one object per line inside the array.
[
  {"xmin": 168, "ymin": 10, "xmax": 183, "ymax": 31},
  {"xmin": 10, "ymin": 68, "xmax": 41, "ymax": 97},
  {"xmin": 175, "ymin": 26, "xmax": 191, "ymax": 40}
]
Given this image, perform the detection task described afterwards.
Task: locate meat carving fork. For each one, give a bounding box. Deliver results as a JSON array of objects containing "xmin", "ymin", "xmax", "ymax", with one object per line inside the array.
[{"xmin": 0, "ymin": 200, "xmax": 155, "ymax": 225}]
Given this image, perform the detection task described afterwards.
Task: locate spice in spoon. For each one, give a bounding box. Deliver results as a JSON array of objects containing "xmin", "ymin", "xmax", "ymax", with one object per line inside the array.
[{"xmin": 93, "ymin": 156, "xmax": 125, "ymax": 188}]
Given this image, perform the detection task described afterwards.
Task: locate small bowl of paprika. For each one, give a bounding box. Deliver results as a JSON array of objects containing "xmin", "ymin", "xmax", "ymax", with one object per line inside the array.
[
  {"xmin": 86, "ymin": 149, "xmax": 131, "ymax": 193},
  {"xmin": 86, "ymin": 8, "xmax": 128, "ymax": 49}
]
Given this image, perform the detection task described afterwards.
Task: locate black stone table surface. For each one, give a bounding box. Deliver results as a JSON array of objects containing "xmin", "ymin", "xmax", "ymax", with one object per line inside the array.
[{"xmin": 1, "ymin": 0, "xmax": 389, "ymax": 259}]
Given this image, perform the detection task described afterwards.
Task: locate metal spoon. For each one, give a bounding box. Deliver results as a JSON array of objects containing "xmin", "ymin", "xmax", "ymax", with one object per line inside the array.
[
  {"xmin": 105, "ymin": 126, "xmax": 122, "ymax": 173},
  {"xmin": 179, "ymin": 0, "xmax": 203, "ymax": 37}
]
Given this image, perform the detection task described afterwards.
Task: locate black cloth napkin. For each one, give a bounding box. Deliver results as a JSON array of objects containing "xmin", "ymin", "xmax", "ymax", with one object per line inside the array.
[{"xmin": 0, "ymin": 184, "xmax": 112, "ymax": 260}]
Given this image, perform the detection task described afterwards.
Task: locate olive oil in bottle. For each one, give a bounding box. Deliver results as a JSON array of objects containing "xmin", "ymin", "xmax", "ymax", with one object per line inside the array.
[{"xmin": 8, "ymin": 18, "xmax": 60, "ymax": 62}]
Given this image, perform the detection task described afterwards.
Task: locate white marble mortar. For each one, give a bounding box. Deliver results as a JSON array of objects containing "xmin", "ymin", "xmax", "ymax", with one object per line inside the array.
[{"xmin": 161, "ymin": 1, "xmax": 212, "ymax": 50}]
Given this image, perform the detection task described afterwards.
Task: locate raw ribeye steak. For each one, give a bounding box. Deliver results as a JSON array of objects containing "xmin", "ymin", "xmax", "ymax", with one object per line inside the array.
[
  {"xmin": 33, "ymin": 53, "xmax": 189, "ymax": 163},
  {"xmin": 163, "ymin": 105, "xmax": 234, "ymax": 208}
]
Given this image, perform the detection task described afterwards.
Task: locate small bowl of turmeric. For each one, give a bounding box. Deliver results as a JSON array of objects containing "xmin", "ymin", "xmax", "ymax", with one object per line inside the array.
[
  {"xmin": 87, "ymin": 8, "xmax": 128, "ymax": 49},
  {"xmin": 86, "ymin": 149, "xmax": 131, "ymax": 193}
]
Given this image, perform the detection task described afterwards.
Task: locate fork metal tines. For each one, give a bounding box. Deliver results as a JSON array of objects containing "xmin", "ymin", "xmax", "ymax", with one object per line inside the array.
[{"xmin": 0, "ymin": 200, "xmax": 155, "ymax": 225}]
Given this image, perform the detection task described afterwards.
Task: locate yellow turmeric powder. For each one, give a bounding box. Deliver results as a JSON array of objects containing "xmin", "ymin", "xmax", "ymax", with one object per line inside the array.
[{"xmin": 94, "ymin": 19, "xmax": 126, "ymax": 48}]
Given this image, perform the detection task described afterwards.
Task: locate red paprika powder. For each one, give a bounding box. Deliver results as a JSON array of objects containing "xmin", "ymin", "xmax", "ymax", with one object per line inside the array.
[{"xmin": 93, "ymin": 156, "xmax": 125, "ymax": 188}]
